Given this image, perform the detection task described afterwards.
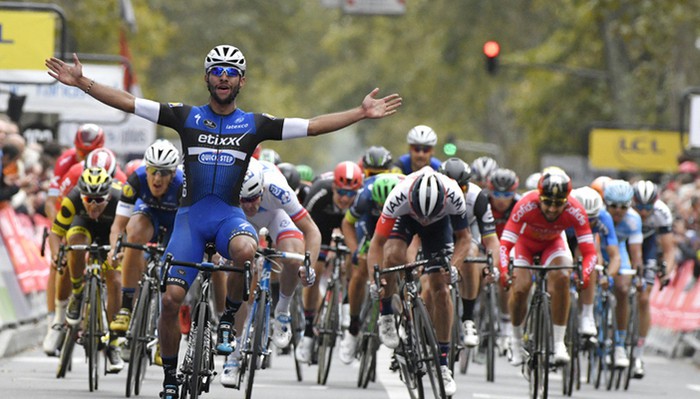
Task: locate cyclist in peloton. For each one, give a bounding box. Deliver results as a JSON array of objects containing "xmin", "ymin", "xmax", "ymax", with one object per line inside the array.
[
  {"xmin": 569, "ymin": 186, "xmax": 621, "ymax": 337},
  {"xmin": 394, "ymin": 125, "xmax": 442, "ymax": 174},
  {"xmin": 499, "ymin": 171, "xmax": 597, "ymax": 367},
  {"xmin": 43, "ymin": 124, "xmax": 105, "ymax": 356},
  {"xmin": 295, "ymin": 164, "xmax": 315, "ymax": 204},
  {"xmin": 47, "ymin": 167, "xmax": 125, "ymax": 373},
  {"xmin": 340, "ymin": 146, "xmax": 394, "ymax": 346},
  {"xmin": 470, "ymin": 156, "xmax": 499, "ymax": 189},
  {"xmin": 438, "ymin": 157, "xmax": 500, "ymax": 349},
  {"xmin": 297, "ymin": 160, "xmax": 364, "ymax": 363},
  {"xmin": 219, "ymin": 158, "xmax": 320, "ymax": 387},
  {"xmin": 484, "ymin": 168, "xmax": 521, "ymax": 352},
  {"xmin": 46, "ymin": 44, "xmax": 401, "ymax": 399},
  {"xmin": 631, "ymin": 180, "xmax": 675, "ymax": 378},
  {"xmin": 602, "ymin": 179, "xmax": 643, "ymax": 369},
  {"xmin": 107, "ymin": 140, "xmax": 183, "ymax": 363},
  {"xmin": 43, "ymin": 148, "xmax": 127, "ymax": 356},
  {"xmin": 339, "ymin": 158, "xmax": 403, "ymax": 364},
  {"xmin": 368, "ymin": 169, "xmax": 471, "ymax": 396}
]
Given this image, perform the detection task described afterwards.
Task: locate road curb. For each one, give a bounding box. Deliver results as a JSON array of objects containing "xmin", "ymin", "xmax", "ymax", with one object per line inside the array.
[{"xmin": 0, "ymin": 319, "xmax": 46, "ymax": 358}]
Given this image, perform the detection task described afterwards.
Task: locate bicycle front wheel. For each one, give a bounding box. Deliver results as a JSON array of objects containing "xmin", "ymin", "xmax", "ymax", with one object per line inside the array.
[
  {"xmin": 316, "ymin": 282, "xmax": 339, "ymax": 385},
  {"xmin": 528, "ymin": 297, "xmax": 550, "ymax": 399},
  {"xmin": 563, "ymin": 291, "xmax": 580, "ymax": 396},
  {"xmin": 127, "ymin": 279, "xmax": 153, "ymax": 397},
  {"xmin": 57, "ymin": 324, "xmax": 78, "ymax": 378},
  {"xmin": 447, "ymin": 286, "xmax": 461, "ymax": 375},
  {"xmin": 245, "ymin": 291, "xmax": 267, "ymax": 399},
  {"xmin": 290, "ymin": 288, "xmax": 305, "ymax": 382},
  {"xmin": 86, "ymin": 276, "xmax": 101, "ymax": 392},
  {"xmin": 190, "ymin": 302, "xmax": 211, "ymax": 399},
  {"xmin": 414, "ymin": 299, "xmax": 446, "ymax": 399},
  {"xmin": 623, "ymin": 294, "xmax": 639, "ymax": 390},
  {"xmin": 483, "ymin": 286, "xmax": 497, "ymax": 383}
]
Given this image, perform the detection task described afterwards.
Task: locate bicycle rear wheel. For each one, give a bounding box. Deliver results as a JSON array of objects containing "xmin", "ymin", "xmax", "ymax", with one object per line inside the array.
[
  {"xmin": 245, "ymin": 291, "xmax": 267, "ymax": 399},
  {"xmin": 414, "ymin": 299, "xmax": 446, "ymax": 399},
  {"xmin": 316, "ymin": 282, "xmax": 339, "ymax": 385}
]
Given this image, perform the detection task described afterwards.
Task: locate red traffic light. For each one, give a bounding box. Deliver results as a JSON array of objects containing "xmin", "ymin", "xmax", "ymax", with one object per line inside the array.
[{"xmin": 483, "ymin": 41, "xmax": 500, "ymax": 58}]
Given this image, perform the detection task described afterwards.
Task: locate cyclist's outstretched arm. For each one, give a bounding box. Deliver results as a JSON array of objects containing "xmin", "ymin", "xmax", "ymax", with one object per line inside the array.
[
  {"xmin": 46, "ymin": 53, "xmax": 136, "ymax": 113},
  {"xmin": 307, "ymin": 88, "xmax": 401, "ymax": 136}
]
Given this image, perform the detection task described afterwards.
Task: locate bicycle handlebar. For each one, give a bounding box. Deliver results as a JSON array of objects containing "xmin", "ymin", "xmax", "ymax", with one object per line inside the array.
[
  {"xmin": 159, "ymin": 253, "xmax": 251, "ymax": 301},
  {"xmin": 114, "ymin": 233, "xmax": 166, "ymax": 262}
]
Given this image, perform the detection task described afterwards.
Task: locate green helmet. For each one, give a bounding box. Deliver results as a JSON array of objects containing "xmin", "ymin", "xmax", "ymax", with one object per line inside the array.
[
  {"xmin": 371, "ymin": 173, "xmax": 403, "ymax": 206},
  {"xmin": 296, "ymin": 164, "xmax": 314, "ymax": 182}
]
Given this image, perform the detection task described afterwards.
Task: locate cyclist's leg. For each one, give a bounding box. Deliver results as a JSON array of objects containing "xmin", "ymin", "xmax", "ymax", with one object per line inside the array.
[
  {"xmin": 457, "ymin": 239, "xmax": 481, "ymax": 347},
  {"xmin": 119, "ymin": 208, "xmax": 156, "ymax": 315},
  {"xmin": 508, "ymin": 240, "xmax": 535, "ymax": 365},
  {"xmin": 613, "ymin": 245, "xmax": 632, "ymax": 367},
  {"xmin": 543, "ymin": 246, "xmax": 573, "ymax": 363},
  {"xmin": 635, "ymin": 257, "xmax": 656, "ymax": 377}
]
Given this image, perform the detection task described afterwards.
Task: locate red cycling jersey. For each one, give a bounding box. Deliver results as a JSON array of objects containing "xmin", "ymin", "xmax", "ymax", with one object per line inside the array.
[
  {"xmin": 48, "ymin": 148, "xmax": 81, "ymax": 197},
  {"xmin": 499, "ymin": 190, "xmax": 597, "ymax": 287},
  {"xmin": 55, "ymin": 163, "xmax": 127, "ymax": 206}
]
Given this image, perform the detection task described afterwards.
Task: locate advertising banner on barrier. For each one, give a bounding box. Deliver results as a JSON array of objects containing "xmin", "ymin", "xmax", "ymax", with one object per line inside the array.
[
  {"xmin": 650, "ymin": 261, "xmax": 700, "ymax": 332},
  {"xmin": 0, "ymin": 205, "xmax": 49, "ymax": 293}
]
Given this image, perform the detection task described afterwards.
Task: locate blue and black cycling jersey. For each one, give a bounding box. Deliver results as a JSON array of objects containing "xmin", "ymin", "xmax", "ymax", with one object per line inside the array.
[
  {"xmin": 395, "ymin": 153, "xmax": 441, "ymax": 175},
  {"xmin": 121, "ymin": 166, "xmax": 184, "ymax": 211}
]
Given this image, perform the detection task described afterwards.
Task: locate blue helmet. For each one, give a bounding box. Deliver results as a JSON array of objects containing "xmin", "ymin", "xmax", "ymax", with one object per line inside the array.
[{"xmin": 603, "ymin": 179, "xmax": 633, "ymax": 205}]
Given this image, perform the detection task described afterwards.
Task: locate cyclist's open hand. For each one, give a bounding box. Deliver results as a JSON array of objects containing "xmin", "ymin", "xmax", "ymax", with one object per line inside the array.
[{"xmin": 46, "ymin": 53, "xmax": 84, "ymax": 87}]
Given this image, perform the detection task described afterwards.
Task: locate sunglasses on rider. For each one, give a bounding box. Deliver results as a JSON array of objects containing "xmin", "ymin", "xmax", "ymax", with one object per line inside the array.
[
  {"xmin": 634, "ymin": 203, "xmax": 654, "ymax": 211},
  {"xmin": 81, "ymin": 193, "xmax": 110, "ymax": 205},
  {"xmin": 146, "ymin": 166, "xmax": 175, "ymax": 177},
  {"xmin": 491, "ymin": 191, "xmax": 515, "ymax": 199},
  {"xmin": 410, "ymin": 145, "xmax": 433, "ymax": 154},
  {"xmin": 608, "ymin": 202, "xmax": 630, "ymax": 210},
  {"xmin": 336, "ymin": 188, "xmax": 357, "ymax": 198},
  {"xmin": 240, "ymin": 193, "xmax": 263, "ymax": 204},
  {"xmin": 540, "ymin": 196, "xmax": 567, "ymax": 207},
  {"xmin": 207, "ymin": 66, "xmax": 241, "ymax": 78}
]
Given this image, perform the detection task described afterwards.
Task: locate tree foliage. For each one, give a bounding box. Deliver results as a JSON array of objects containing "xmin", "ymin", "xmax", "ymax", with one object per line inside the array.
[{"xmin": 23, "ymin": 0, "xmax": 700, "ymax": 175}]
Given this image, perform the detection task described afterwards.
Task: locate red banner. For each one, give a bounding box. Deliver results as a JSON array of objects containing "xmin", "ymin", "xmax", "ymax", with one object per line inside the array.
[{"xmin": 0, "ymin": 205, "xmax": 50, "ymax": 293}]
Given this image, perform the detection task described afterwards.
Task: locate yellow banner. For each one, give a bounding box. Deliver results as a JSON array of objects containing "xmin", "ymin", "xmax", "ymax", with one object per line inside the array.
[
  {"xmin": 589, "ymin": 128, "xmax": 685, "ymax": 172},
  {"xmin": 0, "ymin": 10, "xmax": 55, "ymax": 70}
]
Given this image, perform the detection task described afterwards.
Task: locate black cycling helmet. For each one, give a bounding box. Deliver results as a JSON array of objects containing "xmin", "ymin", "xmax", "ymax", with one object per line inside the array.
[
  {"xmin": 488, "ymin": 168, "xmax": 519, "ymax": 192},
  {"xmin": 362, "ymin": 146, "xmax": 393, "ymax": 171},
  {"xmin": 538, "ymin": 171, "xmax": 572, "ymax": 200},
  {"xmin": 277, "ymin": 162, "xmax": 301, "ymax": 191},
  {"xmin": 438, "ymin": 157, "xmax": 472, "ymax": 187}
]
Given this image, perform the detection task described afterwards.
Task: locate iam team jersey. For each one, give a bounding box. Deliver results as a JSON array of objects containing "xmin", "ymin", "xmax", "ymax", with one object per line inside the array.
[
  {"xmin": 463, "ymin": 182, "xmax": 497, "ymax": 244},
  {"xmin": 134, "ymin": 98, "xmax": 309, "ymax": 207},
  {"xmin": 374, "ymin": 167, "xmax": 468, "ymax": 237}
]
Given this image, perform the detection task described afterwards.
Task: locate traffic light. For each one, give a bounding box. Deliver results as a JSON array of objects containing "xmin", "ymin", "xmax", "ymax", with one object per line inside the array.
[
  {"xmin": 483, "ymin": 40, "xmax": 500, "ymax": 75},
  {"xmin": 443, "ymin": 135, "xmax": 457, "ymax": 156}
]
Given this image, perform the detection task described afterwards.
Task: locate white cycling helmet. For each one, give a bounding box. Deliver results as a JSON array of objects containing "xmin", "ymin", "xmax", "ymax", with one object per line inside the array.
[
  {"xmin": 406, "ymin": 125, "xmax": 438, "ymax": 146},
  {"xmin": 204, "ymin": 45, "xmax": 246, "ymax": 75},
  {"xmin": 525, "ymin": 172, "xmax": 542, "ymax": 191},
  {"xmin": 241, "ymin": 158, "xmax": 264, "ymax": 199},
  {"xmin": 144, "ymin": 139, "xmax": 180, "ymax": 169},
  {"xmin": 471, "ymin": 156, "xmax": 499, "ymax": 182},
  {"xmin": 571, "ymin": 186, "xmax": 604, "ymax": 219}
]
